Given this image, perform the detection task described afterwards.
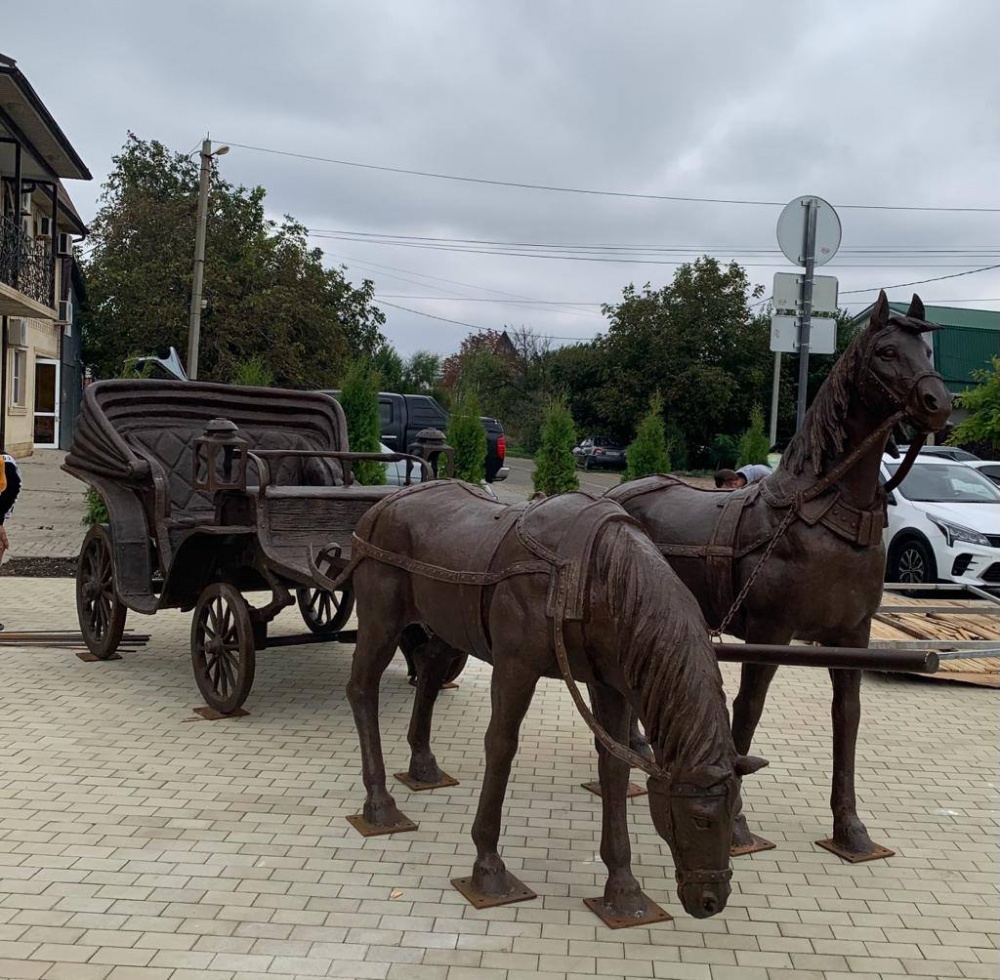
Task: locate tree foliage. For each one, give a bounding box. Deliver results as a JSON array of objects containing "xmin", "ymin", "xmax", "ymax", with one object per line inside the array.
[
  {"xmin": 232, "ymin": 355, "xmax": 274, "ymax": 388},
  {"xmin": 622, "ymin": 393, "xmax": 670, "ymax": 482},
  {"xmin": 339, "ymin": 359, "xmax": 385, "ymax": 485},
  {"xmin": 737, "ymin": 404, "xmax": 771, "ymax": 466},
  {"xmin": 446, "ymin": 391, "xmax": 487, "ymax": 484},
  {"xmin": 81, "ymin": 133, "xmax": 386, "ymax": 385},
  {"xmin": 532, "ymin": 398, "xmax": 579, "ymax": 495},
  {"xmin": 948, "ymin": 357, "xmax": 1000, "ymax": 454}
]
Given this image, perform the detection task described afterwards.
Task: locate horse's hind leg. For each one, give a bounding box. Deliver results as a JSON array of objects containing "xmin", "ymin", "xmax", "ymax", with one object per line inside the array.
[
  {"xmin": 587, "ymin": 682, "xmax": 666, "ymax": 925},
  {"xmin": 454, "ymin": 659, "xmax": 538, "ymax": 906},
  {"xmin": 403, "ymin": 636, "xmax": 464, "ymax": 788},
  {"xmin": 346, "ymin": 580, "xmax": 413, "ymax": 833}
]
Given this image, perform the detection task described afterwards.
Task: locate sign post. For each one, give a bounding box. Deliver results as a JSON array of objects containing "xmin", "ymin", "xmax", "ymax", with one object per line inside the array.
[{"xmin": 772, "ymin": 195, "xmax": 842, "ymax": 434}]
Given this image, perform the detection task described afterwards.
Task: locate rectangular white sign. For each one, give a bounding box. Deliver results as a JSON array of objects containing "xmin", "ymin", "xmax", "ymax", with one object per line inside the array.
[
  {"xmin": 772, "ymin": 272, "xmax": 839, "ymax": 314},
  {"xmin": 770, "ymin": 314, "xmax": 837, "ymax": 355}
]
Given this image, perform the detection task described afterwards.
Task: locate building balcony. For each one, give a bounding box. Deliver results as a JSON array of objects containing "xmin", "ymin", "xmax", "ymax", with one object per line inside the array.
[{"xmin": 0, "ymin": 212, "xmax": 56, "ymax": 319}]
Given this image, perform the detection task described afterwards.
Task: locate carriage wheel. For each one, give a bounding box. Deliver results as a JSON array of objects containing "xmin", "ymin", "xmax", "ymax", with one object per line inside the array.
[
  {"xmin": 191, "ymin": 583, "xmax": 255, "ymax": 715},
  {"xmin": 76, "ymin": 525, "xmax": 127, "ymax": 660},
  {"xmin": 296, "ymin": 585, "xmax": 355, "ymax": 635}
]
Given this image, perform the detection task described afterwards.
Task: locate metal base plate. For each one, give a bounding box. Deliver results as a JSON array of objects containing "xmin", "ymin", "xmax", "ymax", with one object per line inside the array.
[
  {"xmin": 407, "ymin": 677, "xmax": 459, "ymax": 690},
  {"xmin": 581, "ymin": 780, "xmax": 647, "ymax": 799},
  {"xmin": 451, "ymin": 873, "xmax": 536, "ymax": 909},
  {"xmin": 815, "ymin": 838, "xmax": 895, "ymax": 863},
  {"xmin": 76, "ymin": 651, "xmax": 122, "ymax": 662},
  {"xmin": 583, "ymin": 895, "xmax": 672, "ymax": 929},
  {"xmin": 346, "ymin": 812, "xmax": 419, "ymax": 837},
  {"xmin": 394, "ymin": 771, "xmax": 459, "ymax": 792},
  {"xmin": 731, "ymin": 833, "xmax": 777, "ymax": 857},
  {"xmin": 188, "ymin": 706, "xmax": 250, "ymax": 721}
]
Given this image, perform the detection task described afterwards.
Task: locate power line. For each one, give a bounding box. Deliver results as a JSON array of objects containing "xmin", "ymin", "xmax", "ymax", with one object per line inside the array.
[
  {"xmin": 222, "ymin": 140, "xmax": 1000, "ymax": 213},
  {"xmin": 839, "ymin": 263, "xmax": 1000, "ymax": 296}
]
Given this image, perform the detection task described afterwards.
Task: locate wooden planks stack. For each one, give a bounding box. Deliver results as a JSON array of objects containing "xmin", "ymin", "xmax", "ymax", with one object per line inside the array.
[{"xmin": 873, "ymin": 594, "xmax": 999, "ymax": 687}]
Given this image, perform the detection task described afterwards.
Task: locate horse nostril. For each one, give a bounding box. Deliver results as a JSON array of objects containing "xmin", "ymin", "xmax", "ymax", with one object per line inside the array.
[
  {"xmin": 923, "ymin": 392, "xmax": 939, "ymax": 411},
  {"xmin": 702, "ymin": 894, "xmax": 718, "ymax": 915}
]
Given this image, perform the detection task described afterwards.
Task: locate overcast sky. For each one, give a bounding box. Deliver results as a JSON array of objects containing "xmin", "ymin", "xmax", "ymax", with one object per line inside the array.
[{"xmin": 10, "ymin": 0, "xmax": 1000, "ymax": 356}]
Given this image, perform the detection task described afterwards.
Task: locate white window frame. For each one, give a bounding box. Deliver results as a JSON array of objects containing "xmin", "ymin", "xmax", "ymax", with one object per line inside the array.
[{"xmin": 10, "ymin": 348, "xmax": 27, "ymax": 408}]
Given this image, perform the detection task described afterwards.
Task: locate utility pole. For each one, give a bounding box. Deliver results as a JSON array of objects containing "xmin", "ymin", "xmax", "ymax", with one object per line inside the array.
[
  {"xmin": 187, "ymin": 139, "xmax": 212, "ymax": 381},
  {"xmin": 794, "ymin": 198, "xmax": 818, "ymax": 431}
]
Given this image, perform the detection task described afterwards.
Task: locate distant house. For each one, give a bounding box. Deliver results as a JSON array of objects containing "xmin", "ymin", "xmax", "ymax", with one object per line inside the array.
[
  {"xmin": 0, "ymin": 52, "xmax": 91, "ymax": 456},
  {"xmin": 849, "ymin": 301, "xmax": 1000, "ymax": 424}
]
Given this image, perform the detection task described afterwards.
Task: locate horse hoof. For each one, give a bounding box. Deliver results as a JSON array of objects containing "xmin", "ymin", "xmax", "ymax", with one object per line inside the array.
[
  {"xmin": 452, "ymin": 871, "xmax": 536, "ymax": 909},
  {"xmin": 816, "ymin": 834, "xmax": 895, "ymax": 863}
]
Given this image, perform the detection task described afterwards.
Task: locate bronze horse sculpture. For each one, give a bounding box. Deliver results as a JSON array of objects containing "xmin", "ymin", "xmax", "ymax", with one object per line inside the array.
[
  {"xmin": 333, "ymin": 482, "xmax": 766, "ymax": 922},
  {"xmin": 609, "ymin": 291, "xmax": 951, "ymax": 861}
]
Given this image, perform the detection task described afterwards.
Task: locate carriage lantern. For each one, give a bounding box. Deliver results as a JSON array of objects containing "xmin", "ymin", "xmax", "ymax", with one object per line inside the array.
[
  {"xmin": 192, "ymin": 417, "xmax": 250, "ymax": 493},
  {"xmin": 408, "ymin": 427, "xmax": 455, "ymax": 479}
]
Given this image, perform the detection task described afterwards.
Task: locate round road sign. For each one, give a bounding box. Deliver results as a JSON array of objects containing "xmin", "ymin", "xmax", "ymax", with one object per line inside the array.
[{"xmin": 776, "ymin": 195, "xmax": 842, "ymax": 266}]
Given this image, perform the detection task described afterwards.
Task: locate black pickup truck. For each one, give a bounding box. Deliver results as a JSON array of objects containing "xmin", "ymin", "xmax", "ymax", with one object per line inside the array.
[{"xmin": 325, "ymin": 391, "xmax": 509, "ymax": 482}]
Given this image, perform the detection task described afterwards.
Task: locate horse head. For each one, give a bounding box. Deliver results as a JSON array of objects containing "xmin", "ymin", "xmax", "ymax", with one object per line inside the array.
[
  {"xmin": 646, "ymin": 754, "xmax": 767, "ymax": 918},
  {"xmin": 860, "ymin": 291, "xmax": 952, "ymax": 433}
]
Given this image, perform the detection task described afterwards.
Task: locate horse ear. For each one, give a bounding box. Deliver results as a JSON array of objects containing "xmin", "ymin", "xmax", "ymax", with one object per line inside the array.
[
  {"xmin": 871, "ymin": 290, "xmax": 889, "ymax": 329},
  {"xmin": 735, "ymin": 755, "xmax": 768, "ymax": 777},
  {"xmin": 907, "ymin": 293, "xmax": 926, "ymax": 321}
]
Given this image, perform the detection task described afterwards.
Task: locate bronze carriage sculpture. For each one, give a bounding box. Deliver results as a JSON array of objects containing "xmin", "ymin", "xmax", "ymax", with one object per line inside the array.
[{"xmin": 63, "ymin": 379, "xmax": 455, "ymax": 715}]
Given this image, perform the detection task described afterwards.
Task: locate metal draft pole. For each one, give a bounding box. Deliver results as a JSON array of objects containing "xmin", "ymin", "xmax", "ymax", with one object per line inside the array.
[
  {"xmin": 795, "ymin": 198, "xmax": 818, "ymax": 431},
  {"xmin": 187, "ymin": 138, "xmax": 212, "ymax": 381}
]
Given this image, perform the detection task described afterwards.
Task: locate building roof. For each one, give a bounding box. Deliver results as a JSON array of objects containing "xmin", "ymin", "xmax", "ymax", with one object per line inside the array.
[
  {"xmin": 850, "ymin": 301, "xmax": 999, "ymax": 332},
  {"xmin": 0, "ymin": 54, "xmax": 91, "ymax": 181}
]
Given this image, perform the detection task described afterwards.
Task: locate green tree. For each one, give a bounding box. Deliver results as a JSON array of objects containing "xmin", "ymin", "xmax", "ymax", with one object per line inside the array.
[
  {"xmin": 232, "ymin": 355, "xmax": 274, "ymax": 387},
  {"xmin": 446, "ymin": 391, "xmax": 487, "ymax": 484},
  {"xmin": 737, "ymin": 404, "xmax": 771, "ymax": 466},
  {"xmin": 622, "ymin": 393, "xmax": 671, "ymax": 482},
  {"xmin": 373, "ymin": 344, "xmax": 404, "ymax": 392},
  {"xmin": 533, "ymin": 398, "xmax": 579, "ymax": 495},
  {"xmin": 339, "ymin": 359, "xmax": 385, "ymax": 485},
  {"xmin": 81, "ymin": 133, "xmax": 386, "ymax": 385},
  {"xmin": 402, "ymin": 350, "xmax": 442, "ymax": 393},
  {"xmin": 948, "ymin": 357, "xmax": 1000, "ymax": 455}
]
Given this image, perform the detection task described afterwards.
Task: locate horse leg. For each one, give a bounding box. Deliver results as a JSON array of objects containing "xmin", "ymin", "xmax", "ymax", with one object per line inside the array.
[
  {"xmin": 404, "ymin": 637, "xmax": 463, "ymax": 787},
  {"xmin": 346, "ymin": 605, "xmax": 412, "ymax": 832},
  {"xmin": 460, "ymin": 662, "xmax": 538, "ymax": 902},
  {"xmin": 588, "ymin": 682, "xmax": 663, "ymax": 923},
  {"xmin": 821, "ymin": 655, "xmax": 890, "ymax": 860},
  {"xmin": 730, "ymin": 653, "xmax": 782, "ymax": 854}
]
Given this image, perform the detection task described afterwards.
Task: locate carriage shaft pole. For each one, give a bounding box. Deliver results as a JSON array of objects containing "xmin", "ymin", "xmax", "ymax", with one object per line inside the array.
[{"xmin": 714, "ymin": 643, "xmax": 938, "ymax": 673}]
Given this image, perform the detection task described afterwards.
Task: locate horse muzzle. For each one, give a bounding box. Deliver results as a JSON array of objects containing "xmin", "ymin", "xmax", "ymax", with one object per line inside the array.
[
  {"xmin": 676, "ymin": 867, "xmax": 732, "ymax": 918},
  {"xmin": 909, "ymin": 375, "xmax": 952, "ymax": 432}
]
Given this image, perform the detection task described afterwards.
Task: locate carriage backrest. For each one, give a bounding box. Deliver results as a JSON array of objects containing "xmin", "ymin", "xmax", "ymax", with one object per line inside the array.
[{"xmin": 70, "ymin": 380, "xmax": 349, "ymax": 521}]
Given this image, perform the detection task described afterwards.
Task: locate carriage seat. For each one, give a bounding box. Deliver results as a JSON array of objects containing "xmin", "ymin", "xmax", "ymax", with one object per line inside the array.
[{"xmin": 126, "ymin": 424, "xmax": 344, "ymax": 526}]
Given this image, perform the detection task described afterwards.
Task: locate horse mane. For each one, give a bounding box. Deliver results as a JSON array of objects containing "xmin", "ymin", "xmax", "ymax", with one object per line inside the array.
[
  {"xmin": 595, "ymin": 522, "xmax": 733, "ymax": 772},
  {"xmin": 782, "ymin": 326, "xmax": 869, "ymax": 477}
]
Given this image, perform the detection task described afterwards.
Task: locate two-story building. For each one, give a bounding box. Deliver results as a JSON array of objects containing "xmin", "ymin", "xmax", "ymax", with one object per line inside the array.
[{"xmin": 0, "ymin": 52, "xmax": 90, "ymax": 457}]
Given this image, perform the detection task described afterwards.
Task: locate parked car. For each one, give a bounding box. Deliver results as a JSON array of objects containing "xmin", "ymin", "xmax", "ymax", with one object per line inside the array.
[
  {"xmin": 881, "ymin": 455, "xmax": 1000, "ymax": 588},
  {"xmin": 381, "ymin": 443, "xmax": 497, "ymax": 498},
  {"xmin": 324, "ymin": 390, "xmax": 508, "ymax": 482},
  {"xmin": 573, "ymin": 436, "xmax": 627, "ymax": 471},
  {"xmin": 963, "ymin": 460, "xmax": 1000, "ymax": 488},
  {"xmin": 898, "ymin": 444, "xmax": 981, "ymax": 463}
]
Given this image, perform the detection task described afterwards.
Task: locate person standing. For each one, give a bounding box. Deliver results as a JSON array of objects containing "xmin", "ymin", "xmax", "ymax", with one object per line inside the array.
[{"xmin": 0, "ymin": 450, "xmax": 22, "ymax": 631}]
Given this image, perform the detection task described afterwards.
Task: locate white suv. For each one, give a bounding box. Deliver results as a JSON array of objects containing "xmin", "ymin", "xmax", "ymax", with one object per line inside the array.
[{"xmin": 881, "ymin": 455, "xmax": 1000, "ymax": 589}]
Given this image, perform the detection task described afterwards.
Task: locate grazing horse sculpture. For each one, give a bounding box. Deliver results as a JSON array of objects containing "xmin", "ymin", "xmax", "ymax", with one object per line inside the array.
[
  {"xmin": 609, "ymin": 291, "xmax": 952, "ymax": 862},
  {"xmin": 334, "ymin": 483, "xmax": 766, "ymax": 922}
]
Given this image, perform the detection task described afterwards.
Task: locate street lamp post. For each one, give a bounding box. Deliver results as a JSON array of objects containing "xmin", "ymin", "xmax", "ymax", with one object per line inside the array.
[{"xmin": 187, "ymin": 139, "xmax": 228, "ymax": 381}]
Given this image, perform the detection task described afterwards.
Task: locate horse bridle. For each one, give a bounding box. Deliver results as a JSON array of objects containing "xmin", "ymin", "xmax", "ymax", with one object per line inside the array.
[{"xmin": 649, "ymin": 776, "xmax": 736, "ymax": 888}]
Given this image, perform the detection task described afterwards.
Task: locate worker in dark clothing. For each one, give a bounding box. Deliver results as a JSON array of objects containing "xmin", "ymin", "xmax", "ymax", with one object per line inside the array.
[{"xmin": 0, "ymin": 451, "xmax": 22, "ymax": 631}]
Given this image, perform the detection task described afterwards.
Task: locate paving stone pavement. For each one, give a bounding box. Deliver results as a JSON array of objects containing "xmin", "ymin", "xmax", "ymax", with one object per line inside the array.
[
  {"xmin": 0, "ymin": 578, "xmax": 995, "ymax": 979},
  {"xmin": 1, "ymin": 451, "xmax": 87, "ymax": 562}
]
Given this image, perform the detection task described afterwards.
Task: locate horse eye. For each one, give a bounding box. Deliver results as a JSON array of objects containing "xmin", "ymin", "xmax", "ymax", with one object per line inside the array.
[
  {"xmin": 880, "ymin": 346, "xmax": 898, "ymax": 359},
  {"xmin": 693, "ymin": 816, "xmax": 710, "ymax": 830}
]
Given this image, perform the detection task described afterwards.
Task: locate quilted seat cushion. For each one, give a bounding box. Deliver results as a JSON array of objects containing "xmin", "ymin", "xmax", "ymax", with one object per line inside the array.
[{"xmin": 127, "ymin": 425, "xmax": 343, "ymax": 519}]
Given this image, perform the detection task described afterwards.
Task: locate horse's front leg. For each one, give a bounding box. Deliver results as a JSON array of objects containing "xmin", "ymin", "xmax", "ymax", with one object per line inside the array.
[
  {"xmin": 587, "ymin": 683, "xmax": 665, "ymax": 924},
  {"xmin": 455, "ymin": 659, "xmax": 538, "ymax": 906},
  {"xmin": 402, "ymin": 636, "xmax": 463, "ymax": 788},
  {"xmin": 346, "ymin": 584, "xmax": 414, "ymax": 834},
  {"xmin": 820, "ymin": 629, "xmax": 891, "ymax": 860}
]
